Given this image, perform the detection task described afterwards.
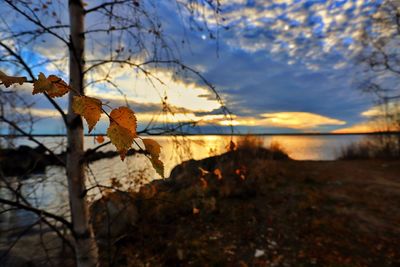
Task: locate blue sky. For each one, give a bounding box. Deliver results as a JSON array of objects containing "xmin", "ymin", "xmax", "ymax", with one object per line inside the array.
[{"xmin": 0, "ymin": 0, "xmax": 387, "ymax": 134}]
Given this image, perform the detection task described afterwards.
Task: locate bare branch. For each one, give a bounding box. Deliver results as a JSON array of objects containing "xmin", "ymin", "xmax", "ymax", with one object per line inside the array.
[
  {"xmin": 0, "ymin": 218, "xmax": 40, "ymax": 261},
  {"xmin": 4, "ymin": 0, "xmax": 69, "ymax": 45},
  {"xmin": 2, "ymin": 25, "xmax": 69, "ymax": 41},
  {"xmin": 84, "ymin": 0, "xmax": 132, "ymax": 14},
  {"xmin": 0, "ymin": 115, "xmax": 66, "ymax": 166},
  {"xmin": 0, "ymin": 198, "xmax": 73, "ymax": 232}
]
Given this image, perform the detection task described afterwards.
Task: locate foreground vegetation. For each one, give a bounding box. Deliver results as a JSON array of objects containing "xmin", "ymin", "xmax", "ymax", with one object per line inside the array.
[
  {"xmin": 2, "ymin": 138, "xmax": 400, "ymax": 266},
  {"xmin": 89, "ymin": 147, "xmax": 400, "ymax": 267},
  {"xmin": 338, "ymin": 134, "xmax": 400, "ymax": 160}
]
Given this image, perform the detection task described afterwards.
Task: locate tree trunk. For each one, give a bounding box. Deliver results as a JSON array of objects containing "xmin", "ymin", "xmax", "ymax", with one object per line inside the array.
[{"xmin": 67, "ymin": 1, "xmax": 98, "ymax": 266}]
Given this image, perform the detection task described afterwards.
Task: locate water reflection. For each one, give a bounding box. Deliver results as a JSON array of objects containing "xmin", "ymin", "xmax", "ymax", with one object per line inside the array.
[{"xmin": 155, "ymin": 135, "xmax": 362, "ymax": 172}]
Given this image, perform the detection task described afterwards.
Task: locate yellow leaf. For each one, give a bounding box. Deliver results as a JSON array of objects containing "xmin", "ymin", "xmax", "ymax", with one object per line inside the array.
[
  {"xmin": 95, "ymin": 135, "xmax": 105, "ymax": 144},
  {"xmin": 109, "ymin": 106, "xmax": 137, "ymax": 137},
  {"xmin": 0, "ymin": 71, "xmax": 27, "ymax": 87},
  {"xmin": 142, "ymin": 138, "xmax": 161, "ymax": 158},
  {"xmin": 72, "ymin": 96, "xmax": 102, "ymax": 132},
  {"xmin": 142, "ymin": 139, "xmax": 164, "ymax": 177},
  {"xmin": 107, "ymin": 107, "xmax": 137, "ymax": 160},
  {"xmin": 106, "ymin": 123, "xmax": 135, "ymax": 161},
  {"xmin": 149, "ymin": 157, "xmax": 164, "ymax": 178},
  {"xmin": 33, "ymin": 73, "xmax": 70, "ymax": 97}
]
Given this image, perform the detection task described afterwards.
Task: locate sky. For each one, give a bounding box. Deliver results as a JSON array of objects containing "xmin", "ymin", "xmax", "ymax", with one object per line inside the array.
[{"xmin": 0, "ymin": 0, "xmax": 392, "ymax": 134}]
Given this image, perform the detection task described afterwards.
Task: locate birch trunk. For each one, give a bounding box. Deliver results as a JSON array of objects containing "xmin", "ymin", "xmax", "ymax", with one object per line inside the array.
[{"xmin": 67, "ymin": 0, "xmax": 98, "ymax": 266}]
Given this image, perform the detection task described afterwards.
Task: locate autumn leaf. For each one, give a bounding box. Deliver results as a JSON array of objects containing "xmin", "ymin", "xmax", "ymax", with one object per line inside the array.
[
  {"xmin": 142, "ymin": 138, "xmax": 164, "ymax": 177},
  {"xmin": 107, "ymin": 123, "xmax": 135, "ymax": 161},
  {"xmin": 33, "ymin": 73, "xmax": 70, "ymax": 97},
  {"xmin": 107, "ymin": 107, "xmax": 137, "ymax": 160},
  {"xmin": 150, "ymin": 157, "xmax": 164, "ymax": 178},
  {"xmin": 72, "ymin": 96, "xmax": 103, "ymax": 132},
  {"xmin": 193, "ymin": 207, "xmax": 200, "ymax": 215},
  {"xmin": 95, "ymin": 135, "xmax": 105, "ymax": 144},
  {"xmin": 213, "ymin": 168, "xmax": 223, "ymax": 180},
  {"xmin": 0, "ymin": 71, "xmax": 27, "ymax": 87},
  {"xmin": 142, "ymin": 138, "xmax": 161, "ymax": 158},
  {"xmin": 109, "ymin": 106, "xmax": 137, "ymax": 136}
]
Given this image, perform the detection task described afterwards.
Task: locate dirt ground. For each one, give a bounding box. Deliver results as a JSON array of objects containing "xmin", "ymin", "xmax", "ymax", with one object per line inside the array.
[{"xmin": 98, "ymin": 149, "xmax": 400, "ymax": 267}]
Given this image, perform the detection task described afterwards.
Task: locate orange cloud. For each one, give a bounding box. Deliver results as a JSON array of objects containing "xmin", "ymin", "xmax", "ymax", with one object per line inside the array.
[
  {"xmin": 219, "ymin": 112, "xmax": 345, "ymax": 129},
  {"xmin": 332, "ymin": 122, "xmax": 375, "ymax": 134}
]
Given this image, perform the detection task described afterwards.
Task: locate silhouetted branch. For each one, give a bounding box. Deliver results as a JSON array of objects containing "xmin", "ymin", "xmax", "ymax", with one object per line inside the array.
[
  {"xmin": 4, "ymin": 0, "xmax": 69, "ymax": 45},
  {"xmin": 0, "ymin": 198, "xmax": 73, "ymax": 231},
  {"xmin": 2, "ymin": 25, "xmax": 69, "ymax": 41},
  {"xmin": 0, "ymin": 218, "xmax": 41, "ymax": 261},
  {"xmin": 0, "ymin": 115, "xmax": 66, "ymax": 166},
  {"xmin": 84, "ymin": 0, "xmax": 132, "ymax": 14}
]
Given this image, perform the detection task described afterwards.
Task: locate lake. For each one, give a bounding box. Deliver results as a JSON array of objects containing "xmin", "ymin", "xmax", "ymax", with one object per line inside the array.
[
  {"xmin": 0, "ymin": 134, "xmax": 363, "ymax": 244},
  {"xmin": 7, "ymin": 134, "xmax": 363, "ymax": 175}
]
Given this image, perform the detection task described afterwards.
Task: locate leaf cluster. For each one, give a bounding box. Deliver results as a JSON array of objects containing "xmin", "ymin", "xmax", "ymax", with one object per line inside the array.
[{"xmin": 0, "ymin": 70, "xmax": 164, "ymax": 176}]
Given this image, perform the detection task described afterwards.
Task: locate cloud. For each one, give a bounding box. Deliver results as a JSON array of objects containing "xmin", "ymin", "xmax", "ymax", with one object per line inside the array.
[
  {"xmin": 1, "ymin": 0, "xmax": 385, "ymax": 134},
  {"xmin": 219, "ymin": 111, "xmax": 345, "ymax": 130},
  {"xmin": 332, "ymin": 122, "xmax": 375, "ymax": 133},
  {"xmin": 86, "ymin": 69, "xmax": 221, "ymax": 113},
  {"xmin": 361, "ymin": 101, "xmax": 400, "ymax": 118},
  {"xmin": 15, "ymin": 107, "xmax": 65, "ymax": 118},
  {"xmin": 260, "ymin": 112, "xmax": 346, "ymax": 128},
  {"xmin": 333, "ymin": 100, "xmax": 400, "ymax": 133},
  {"xmin": 197, "ymin": 0, "xmax": 380, "ymax": 64},
  {"xmin": 14, "ymin": 103, "xmax": 349, "ymax": 133},
  {"xmin": 13, "ymin": 105, "xmax": 229, "ymax": 131}
]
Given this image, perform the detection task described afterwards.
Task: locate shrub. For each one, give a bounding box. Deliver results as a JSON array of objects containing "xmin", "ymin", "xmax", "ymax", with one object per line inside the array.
[
  {"xmin": 236, "ymin": 135, "xmax": 264, "ymax": 150},
  {"xmin": 233, "ymin": 135, "xmax": 290, "ymax": 160},
  {"xmin": 338, "ymin": 134, "xmax": 400, "ymax": 160}
]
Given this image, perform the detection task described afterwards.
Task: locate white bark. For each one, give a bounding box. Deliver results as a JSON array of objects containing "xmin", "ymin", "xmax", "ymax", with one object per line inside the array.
[{"xmin": 67, "ymin": 0, "xmax": 98, "ymax": 266}]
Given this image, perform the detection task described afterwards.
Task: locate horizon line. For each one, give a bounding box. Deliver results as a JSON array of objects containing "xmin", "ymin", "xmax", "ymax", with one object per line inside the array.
[{"xmin": 1, "ymin": 131, "xmax": 400, "ymax": 138}]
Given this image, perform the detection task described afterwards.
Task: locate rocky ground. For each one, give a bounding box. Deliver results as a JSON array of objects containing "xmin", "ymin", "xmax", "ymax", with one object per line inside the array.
[{"xmin": 91, "ymin": 147, "xmax": 400, "ymax": 267}]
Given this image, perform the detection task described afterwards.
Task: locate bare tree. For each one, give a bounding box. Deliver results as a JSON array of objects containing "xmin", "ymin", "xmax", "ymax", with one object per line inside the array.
[
  {"xmin": 358, "ymin": 0, "xmax": 400, "ymax": 100},
  {"xmin": 355, "ymin": 0, "xmax": 400, "ymax": 155},
  {"xmin": 0, "ymin": 1, "xmax": 227, "ymax": 266}
]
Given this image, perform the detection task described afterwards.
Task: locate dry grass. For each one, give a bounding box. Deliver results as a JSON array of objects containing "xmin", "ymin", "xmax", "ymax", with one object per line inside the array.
[
  {"xmin": 235, "ymin": 135, "xmax": 264, "ymax": 150},
  {"xmin": 102, "ymin": 154, "xmax": 400, "ymax": 266},
  {"xmin": 269, "ymin": 140, "xmax": 288, "ymax": 155},
  {"xmin": 233, "ymin": 135, "xmax": 289, "ymax": 160},
  {"xmin": 339, "ymin": 135, "xmax": 400, "ymax": 160}
]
